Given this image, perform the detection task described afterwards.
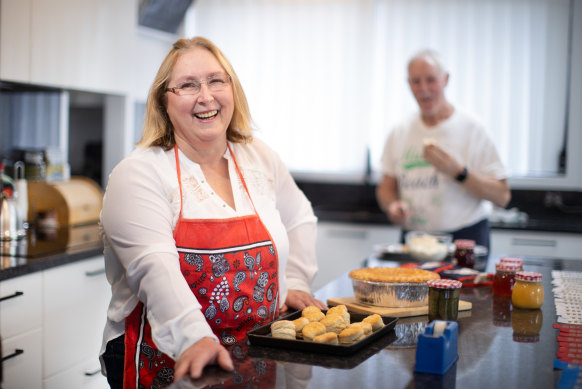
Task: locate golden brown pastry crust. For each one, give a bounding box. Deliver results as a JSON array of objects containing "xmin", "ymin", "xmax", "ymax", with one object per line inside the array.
[
  {"xmin": 362, "ymin": 314, "xmax": 384, "ymax": 331},
  {"xmin": 349, "ymin": 267, "xmax": 440, "ymax": 283},
  {"xmin": 270, "ymin": 320, "xmax": 296, "ymax": 340},
  {"xmin": 320, "ymin": 313, "xmax": 348, "ymax": 334},
  {"xmin": 327, "ymin": 305, "xmax": 350, "ymax": 326},
  {"xmin": 293, "ymin": 317, "xmax": 310, "ymax": 338},
  {"xmin": 313, "ymin": 332, "xmax": 339, "ymax": 344},
  {"xmin": 349, "ymin": 321, "xmax": 372, "ymax": 335},
  {"xmin": 338, "ymin": 326, "xmax": 364, "ymax": 344},
  {"xmin": 302, "ymin": 321, "xmax": 326, "ymax": 341},
  {"xmin": 302, "ymin": 310, "xmax": 325, "ymax": 322}
]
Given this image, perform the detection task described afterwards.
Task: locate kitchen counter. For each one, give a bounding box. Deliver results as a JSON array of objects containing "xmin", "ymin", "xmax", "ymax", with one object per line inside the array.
[
  {"xmin": 170, "ymin": 254, "xmax": 581, "ymax": 389},
  {"xmin": 0, "ymin": 223, "xmax": 103, "ymax": 281}
]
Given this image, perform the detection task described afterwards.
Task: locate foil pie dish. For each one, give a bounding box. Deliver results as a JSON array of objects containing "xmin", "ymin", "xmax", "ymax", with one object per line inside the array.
[{"xmin": 350, "ymin": 277, "xmax": 429, "ymax": 308}]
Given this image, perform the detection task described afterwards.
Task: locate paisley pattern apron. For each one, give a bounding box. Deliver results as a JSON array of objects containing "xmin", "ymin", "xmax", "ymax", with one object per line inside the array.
[{"xmin": 123, "ymin": 145, "xmax": 279, "ymax": 388}]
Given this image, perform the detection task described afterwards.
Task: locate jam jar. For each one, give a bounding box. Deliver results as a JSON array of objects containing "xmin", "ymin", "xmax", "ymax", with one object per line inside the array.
[
  {"xmin": 427, "ymin": 279, "xmax": 462, "ymax": 322},
  {"xmin": 500, "ymin": 256, "xmax": 524, "ymax": 270},
  {"xmin": 512, "ymin": 308, "xmax": 543, "ymax": 343},
  {"xmin": 453, "ymin": 239, "xmax": 476, "ymax": 268},
  {"xmin": 512, "ymin": 271, "xmax": 544, "ymax": 309},
  {"xmin": 493, "ymin": 262, "xmax": 520, "ymax": 296}
]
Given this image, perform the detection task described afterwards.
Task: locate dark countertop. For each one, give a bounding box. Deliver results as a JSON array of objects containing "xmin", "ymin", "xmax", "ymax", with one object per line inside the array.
[
  {"xmin": 0, "ymin": 224, "xmax": 104, "ymax": 281},
  {"xmin": 170, "ymin": 254, "xmax": 582, "ymax": 389},
  {"xmin": 298, "ymin": 182, "xmax": 582, "ymax": 234}
]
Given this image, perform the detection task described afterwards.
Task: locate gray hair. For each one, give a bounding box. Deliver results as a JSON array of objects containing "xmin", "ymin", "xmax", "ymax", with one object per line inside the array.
[{"xmin": 407, "ymin": 49, "xmax": 448, "ymax": 75}]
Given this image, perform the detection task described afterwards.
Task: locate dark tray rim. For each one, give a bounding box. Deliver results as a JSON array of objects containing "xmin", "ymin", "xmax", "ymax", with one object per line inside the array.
[{"xmin": 247, "ymin": 310, "xmax": 398, "ymax": 356}]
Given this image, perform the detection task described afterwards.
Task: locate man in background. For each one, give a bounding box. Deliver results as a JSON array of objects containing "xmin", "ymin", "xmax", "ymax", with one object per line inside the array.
[{"xmin": 376, "ymin": 49, "xmax": 510, "ymax": 251}]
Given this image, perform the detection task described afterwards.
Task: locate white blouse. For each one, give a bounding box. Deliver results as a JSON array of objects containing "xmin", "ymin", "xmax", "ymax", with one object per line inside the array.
[{"xmin": 99, "ymin": 138, "xmax": 318, "ymax": 365}]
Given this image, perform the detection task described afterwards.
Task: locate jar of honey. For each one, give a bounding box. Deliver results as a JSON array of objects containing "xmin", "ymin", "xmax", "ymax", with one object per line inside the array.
[
  {"xmin": 493, "ymin": 262, "xmax": 520, "ymax": 296},
  {"xmin": 500, "ymin": 256, "xmax": 524, "ymax": 270},
  {"xmin": 512, "ymin": 271, "xmax": 544, "ymax": 309},
  {"xmin": 512, "ymin": 308, "xmax": 543, "ymax": 343},
  {"xmin": 453, "ymin": 239, "xmax": 476, "ymax": 268},
  {"xmin": 427, "ymin": 279, "xmax": 462, "ymax": 322}
]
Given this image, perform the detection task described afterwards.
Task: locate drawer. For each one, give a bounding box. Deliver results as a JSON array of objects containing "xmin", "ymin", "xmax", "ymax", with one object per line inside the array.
[
  {"xmin": 43, "ymin": 357, "xmax": 108, "ymax": 389},
  {"xmin": 491, "ymin": 230, "xmax": 582, "ymax": 260},
  {"xmin": 1, "ymin": 329, "xmax": 42, "ymax": 389},
  {"xmin": 0, "ymin": 272, "xmax": 42, "ymax": 338},
  {"xmin": 43, "ymin": 256, "xmax": 111, "ymax": 377}
]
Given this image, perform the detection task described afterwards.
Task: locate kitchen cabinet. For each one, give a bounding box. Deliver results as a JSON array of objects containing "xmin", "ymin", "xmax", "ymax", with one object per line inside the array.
[
  {"xmin": 0, "ymin": 271, "xmax": 43, "ymax": 389},
  {"xmin": 1, "ymin": 0, "xmax": 135, "ymax": 94},
  {"xmin": 0, "ymin": 0, "xmax": 32, "ymax": 83},
  {"xmin": 42, "ymin": 255, "xmax": 110, "ymax": 387},
  {"xmin": 313, "ymin": 221, "xmax": 400, "ymax": 290},
  {"xmin": 491, "ymin": 230, "xmax": 582, "ymax": 260}
]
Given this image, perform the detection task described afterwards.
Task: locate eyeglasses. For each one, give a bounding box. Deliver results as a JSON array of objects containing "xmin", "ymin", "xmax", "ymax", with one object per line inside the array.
[{"xmin": 166, "ymin": 74, "xmax": 232, "ymax": 96}]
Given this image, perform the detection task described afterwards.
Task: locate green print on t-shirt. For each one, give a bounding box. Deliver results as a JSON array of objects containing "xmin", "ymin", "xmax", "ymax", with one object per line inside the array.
[{"xmin": 401, "ymin": 147, "xmax": 430, "ymax": 170}]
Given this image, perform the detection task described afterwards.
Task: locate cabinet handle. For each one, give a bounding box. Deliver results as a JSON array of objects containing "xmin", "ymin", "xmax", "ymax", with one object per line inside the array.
[
  {"xmin": 0, "ymin": 291, "xmax": 24, "ymax": 302},
  {"xmin": 1, "ymin": 349, "xmax": 24, "ymax": 362},
  {"xmin": 85, "ymin": 268, "xmax": 106, "ymax": 277},
  {"xmin": 511, "ymin": 238, "xmax": 557, "ymax": 247},
  {"xmin": 84, "ymin": 368, "xmax": 101, "ymax": 376}
]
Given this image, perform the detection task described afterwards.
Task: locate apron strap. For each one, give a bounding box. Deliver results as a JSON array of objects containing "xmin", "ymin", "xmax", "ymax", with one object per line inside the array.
[{"xmin": 173, "ymin": 145, "xmax": 185, "ymax": 220}]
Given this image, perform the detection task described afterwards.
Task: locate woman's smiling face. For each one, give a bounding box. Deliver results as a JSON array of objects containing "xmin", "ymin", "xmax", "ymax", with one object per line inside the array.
[{"xmin": 166, "ymin": 47, "xmax": 234, "ymax": 148}]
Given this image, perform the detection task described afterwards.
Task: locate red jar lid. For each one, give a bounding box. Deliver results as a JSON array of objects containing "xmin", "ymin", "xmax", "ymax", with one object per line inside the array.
[
  {"xmin": 516, "ymin": 271, "xmax": 542, "ymax": 282},
  {"xmin": 454, "ymin": 239, "xmax": 475, "ymax": 249},
  {"xmin": 500, "ymin": 257, "xmax": 524, "ymax": 266},
  {"xmin": 495, "ymin": 262, "xmax": 520, "ymax": 272},
  {"xmin": 427, "ymin": 279, "xmax": 462, "ymax": 289}
]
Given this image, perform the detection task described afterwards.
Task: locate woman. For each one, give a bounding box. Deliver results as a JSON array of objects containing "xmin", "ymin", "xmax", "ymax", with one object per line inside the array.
[{"xmin": 99, "ymin": 36, "xmax": 326, "ymax": 388}]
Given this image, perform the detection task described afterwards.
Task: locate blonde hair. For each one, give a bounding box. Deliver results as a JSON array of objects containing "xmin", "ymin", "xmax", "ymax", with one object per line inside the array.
[{"xmin": 137, "ymin": 37, "xmax": 253, "ymax": 149}]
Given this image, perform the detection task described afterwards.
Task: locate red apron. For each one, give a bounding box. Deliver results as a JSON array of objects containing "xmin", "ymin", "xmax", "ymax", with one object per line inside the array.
[{"xmin": 123, "ymin": 145, "xmax": 279, "ymax": 388}]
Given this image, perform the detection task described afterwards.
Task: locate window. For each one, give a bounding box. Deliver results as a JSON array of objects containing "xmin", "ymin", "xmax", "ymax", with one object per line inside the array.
[{"xmin": 185, "ymin": 0, "xmax": 580, "ymax": 189}]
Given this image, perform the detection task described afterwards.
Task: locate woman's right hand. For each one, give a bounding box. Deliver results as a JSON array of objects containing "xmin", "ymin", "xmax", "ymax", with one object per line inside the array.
[
  {"xmin": 174, "ymin": 337, "xmax": 234, "ymax": 382},
  {"xmin": 387, "ymin": 200, "xmax": 410, "ymax": 225}
]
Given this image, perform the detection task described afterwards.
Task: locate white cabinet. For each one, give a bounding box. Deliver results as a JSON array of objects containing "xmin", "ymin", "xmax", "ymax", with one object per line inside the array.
[
  {"xmin": 42, "ymin": 256, "xmax": 110, "ymax": 385},
  {"xmin": 491, "ymin": 230, "xmax": 582, "ymax": 260},
  {"xmin": 0, "ymin": 0, "xmax": 32, "ymax": 83},
  {"xmin": 1, "ymin": 0, "xmax": 135, "ymax": 94},
  {"xmin": 0, "ymin": 271, "xmax": 43, "ymax": 389},
  {"xmin": 313, "ymin": 221, "xmax": 400, "ymax": 290}
]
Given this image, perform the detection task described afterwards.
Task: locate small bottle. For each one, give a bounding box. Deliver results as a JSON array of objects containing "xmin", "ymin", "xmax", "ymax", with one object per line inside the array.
[
  {"xmin": 493, "ymin": 262, "xmax": 520, "ymax": 296},
  {"xmin": 512, "ymin": 271, "xmax": 544, "ymax": 309},
  {"xmin": 427, "ymin": 279, "xmax": 462, "ymax": 322},
  {"xmin": 500, "ymin": 256, "xmax": 524, "ymax": 271},
  {"xmin": 453, "ymin": 239, "xmax": 476, "ymax": 268}
]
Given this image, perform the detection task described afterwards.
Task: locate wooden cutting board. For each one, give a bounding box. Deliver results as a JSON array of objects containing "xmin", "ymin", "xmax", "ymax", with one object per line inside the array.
[{"xmin": 327, "ymin": 297, "xmax": 472, "ymax": 318}]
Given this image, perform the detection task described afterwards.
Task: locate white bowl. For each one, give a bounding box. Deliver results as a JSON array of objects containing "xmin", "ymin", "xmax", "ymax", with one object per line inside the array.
[{"xmin": 405, "ymin": 231, "xmax": 452, "ymax": 261}]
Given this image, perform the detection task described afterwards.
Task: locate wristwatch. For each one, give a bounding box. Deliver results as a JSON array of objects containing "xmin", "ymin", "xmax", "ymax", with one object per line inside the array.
[{"xmin": 455, "ymin": 167, "xmax": 468, "ymax": 183}]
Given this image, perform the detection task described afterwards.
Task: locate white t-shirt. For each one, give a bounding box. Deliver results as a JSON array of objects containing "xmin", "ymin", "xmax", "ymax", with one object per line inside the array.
[
  {"xmin": 99, "ymin": 138, "xmax": 318, "ymax": 365},
  {"xmin": 380, "ymin": 110, "xmax": 508, "ymax": 232}
]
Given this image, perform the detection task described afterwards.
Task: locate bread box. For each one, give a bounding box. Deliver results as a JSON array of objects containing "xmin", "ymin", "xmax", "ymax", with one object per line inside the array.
[{"xmin": 27, "ymin": 177, "xmax": 103, "ymax": 227}]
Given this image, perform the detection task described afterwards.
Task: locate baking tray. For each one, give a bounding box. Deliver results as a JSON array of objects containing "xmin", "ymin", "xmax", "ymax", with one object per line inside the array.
[{"xmin": 247, "ymin": 310, "xmax": 398, "ymax": 356}]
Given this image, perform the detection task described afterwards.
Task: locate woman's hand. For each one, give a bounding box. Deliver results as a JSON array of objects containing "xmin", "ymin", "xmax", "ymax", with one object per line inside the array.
[
  {"xmin": 281, "ymin": 289, "xmax": 327, "ymax": 313},
  {"xmin": 174, "ymin": 337, "xmax": 234, "ymax": 383}
]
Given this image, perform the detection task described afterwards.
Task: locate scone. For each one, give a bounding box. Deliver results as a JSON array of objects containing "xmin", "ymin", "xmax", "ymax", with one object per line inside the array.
[
  {"xmin": 327, "ymin": 305, "xmax": 350, "ymax": 326},
  {"xmin": 270, "ymin": 320, "xmax": 296, "ymax": 340},
  {"xmin": 362, "ymin": 314, "xmax": 384, "ymax": 332},
  {"xmin": 302, "ymin": 305, "xmax": 323, "ymax": 316},
  {"xmin": 320, "ymin": 313, "xmax": 348, "ymax": 334},
  {"xmin": 349, "ymin": 321, "xmax": 372, "ymax": 336},
  {"xmin": 313, "ymin": 332, "xmax": 339, "ymax": 344},
  {"xmin": 293, "ymin": 316, "xmax": 310, "ymax": 338},
  {"xmin": 302, "ymin": 321, "xmax": 326, "ymax": 341},
  {"xmin": 338, "ymin": 326, "xmax": 364, "ymax": 344},
  {"xmin": 302, "ymin": 310, "xmax": 325, "ymax": 322}
]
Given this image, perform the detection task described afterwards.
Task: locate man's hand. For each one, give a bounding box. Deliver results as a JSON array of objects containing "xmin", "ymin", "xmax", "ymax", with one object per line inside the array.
[
  {"xmin": 423, "ymin": 144, "xmax": 463, "ymax": 178},
  {"xmin": 386, "ymin": 200, "xmax": 410, "ymax": 225},
  {"xmin": 174, "ymin": 337, "xmax": 234, "ymax": 383},
  {"xmin": 280, "ymin": 289, "xmax": 327, "ymax": 313}
]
